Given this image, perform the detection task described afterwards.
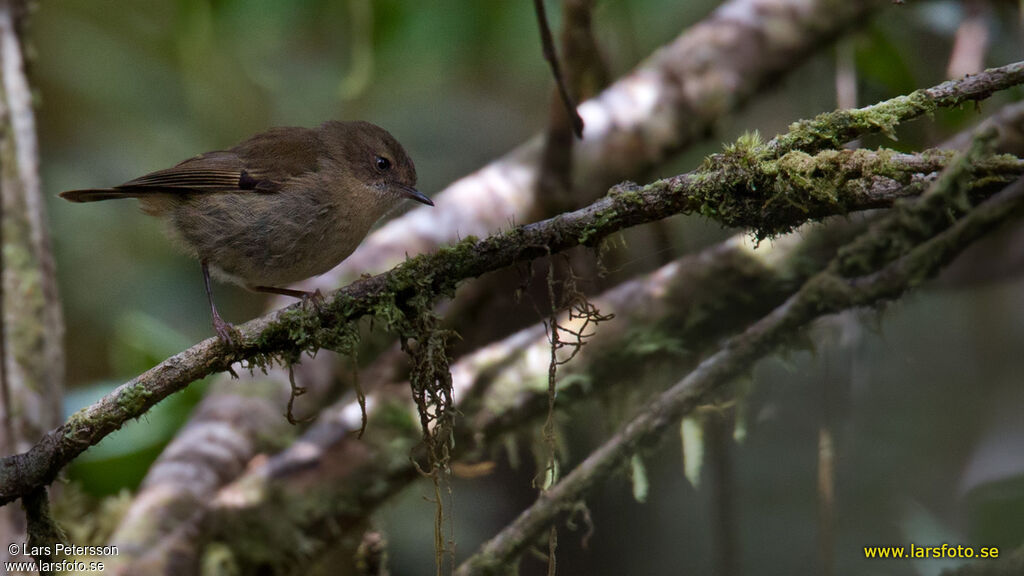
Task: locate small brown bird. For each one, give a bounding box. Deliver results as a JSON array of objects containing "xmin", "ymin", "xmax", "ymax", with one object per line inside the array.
[{"xmin": 60, "ymin": 120, "xmax": 432, "ymax": 343}]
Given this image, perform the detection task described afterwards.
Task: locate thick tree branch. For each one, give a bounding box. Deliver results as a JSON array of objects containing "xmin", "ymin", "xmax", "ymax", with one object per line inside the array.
[
  {"xmin": 455, "ymin": 138, "xmax": 1024, "ymax": 575},
  {"xmin": 0, "ymin": 0, "xmax": 65, "ymax": 565},
  {"xmin": 0, "ymin": 0, "xmax": 63, "ymax": 446}
]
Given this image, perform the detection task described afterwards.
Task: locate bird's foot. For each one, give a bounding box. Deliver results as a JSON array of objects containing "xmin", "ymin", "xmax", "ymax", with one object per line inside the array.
[
  {"xmin": 212, "ymin": 314, "xmax": 239, "ymax": 347},
  {"xmin": 301, "ymin": 289, "xmax": 326, "ymax": 313},
  {"xmin": 252, "ymin": 285, "xmax": 324, "ymax": 311}
]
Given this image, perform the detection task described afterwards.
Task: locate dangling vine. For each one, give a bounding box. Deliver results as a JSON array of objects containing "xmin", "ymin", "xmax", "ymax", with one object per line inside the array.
[
  {"xmin": 537, "ymin": 254, "xmax": 613, "ymax": 574},
  {"xmin": 392, "ymin": 289, "xmax": 458, "ymax": 574}
]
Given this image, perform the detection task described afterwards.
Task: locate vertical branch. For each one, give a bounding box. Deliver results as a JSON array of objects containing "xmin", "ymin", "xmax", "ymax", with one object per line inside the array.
[
  {"xmin": 536, "ymin": 0, "xmax": 604, "ymax": 216},
  {"xmin": 532, "ymin": 0, "xmax": 584, "ymax": 138},
  {"xmin": 355, "ymin": 531, "xmax": 390, "ymax": 576},
  {"xmin": 947, "ymin": 0, "xmax": 990, "ymax": 80},
  {"xmin": 23, "ymin": 487, "xmax": 66, "ymax": 568},
  {"xmin": 817, "ymin": 422, "xmax": 836, "ymax": 576},
  {"xmin": 0, "ymin": 0, "xmax": 64, "ymax": 442},
  {"xmin": 559, "ymin": 0, "xmax": 608, "ymax": 96},
  {"xmin": 817, "ymin": 349, "xmax": 837, "ymax": 576},
  {"xmin": 706, "ymin": 409, "xmax": 738, "ymax": 576},
  {"xmin": 835, "ymin": 40, "xmax": 857, "ymax": 111},
  {"xmin": 0, "ymin": 0, "xmax": 65, "ymax": 564}
]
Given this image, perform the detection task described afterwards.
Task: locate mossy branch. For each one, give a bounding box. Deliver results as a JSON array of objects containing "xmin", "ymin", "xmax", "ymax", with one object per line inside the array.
[
  {"xmin": 767, "ymin": 61, "xmax": 1024, "ymax": 156},
  {"xmin": 454, "ymin": 133, "xmax": 1024, "ymax": 576},
  {"xmin": 2, "ymin": 61, "xmax": 1024, "ymax": 507},
  {"xmin": 0, "ymin": 148, "xmax": 1019, "ymax": 507}
]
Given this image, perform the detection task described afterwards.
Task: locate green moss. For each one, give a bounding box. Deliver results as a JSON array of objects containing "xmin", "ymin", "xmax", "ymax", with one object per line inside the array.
[
  {"xmin": 3, "ymin": 244, "xmax": 46, "ymax": 368},
  {"xmin": 688, "ymin": 136, "xmax": 970, "ymax": 241},
  {"xmin": 799, "ymin": 273, "xmax": 857, "ymax": 313},
  {"xmin": 830, "ymin": 129, "xmax": 997, "ymax": 279},
  {"xmin": 368, "ymin": 290, "xmax": 405, "ymax": 332},
  {"xmin": 608, "ymin": 181, "xmax": 646, "ymax": 208},
  {"xmin": 579, "ymin": 208, "xmax": 618, "ymax": 245},
  {"xmin": 116, "ymin": 384, "xmax": 154, "ymax": 415},
  {"xmin": 777, "ymin": 89, "xmax": 937, "ymax": 153},
  {"xmin": 63, "ymin": 408, "xmax": 91, "ymax": 440},
  {"xmin": 723, "ymin": 130, "xmax": 764, "ymax": 161}
]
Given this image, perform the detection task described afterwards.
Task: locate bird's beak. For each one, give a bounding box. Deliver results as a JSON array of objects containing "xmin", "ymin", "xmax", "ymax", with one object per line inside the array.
[{"xmin": 399, "ymin": 185, "xmax": 434, "ymax": 206}]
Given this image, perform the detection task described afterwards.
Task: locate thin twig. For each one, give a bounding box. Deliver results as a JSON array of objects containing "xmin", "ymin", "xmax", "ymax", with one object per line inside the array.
[
  {"xmin": 768, "ymin": 61, "xmax": 1024, "ymax": 156},
  {"xmin": 533, "ymin": 0, "xmax": 584, "ymax": 138},
  {"xmin": 536, "ymin": 0, "xmax": 603, "ymax": 215}
]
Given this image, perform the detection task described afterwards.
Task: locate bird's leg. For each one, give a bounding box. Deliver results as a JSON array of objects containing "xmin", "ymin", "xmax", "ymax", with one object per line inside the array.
[
  {"xmin": 202, "ymin": 260, "xmax": 235, "ymax": 346},
  {"xmin": 252, "ymin": 285, "xmax": 325, "ymax": 312}
]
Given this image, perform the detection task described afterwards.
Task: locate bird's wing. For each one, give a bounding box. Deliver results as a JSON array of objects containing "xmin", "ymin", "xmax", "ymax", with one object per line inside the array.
[{"xmin": 116, "ymin": 127, "xmax": 323, "ymax": 194}]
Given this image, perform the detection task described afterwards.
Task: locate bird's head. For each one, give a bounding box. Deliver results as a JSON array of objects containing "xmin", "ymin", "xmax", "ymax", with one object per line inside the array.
[{"xmin": 319, "ymin": 120, "xmax": 432, "ymax": 209}]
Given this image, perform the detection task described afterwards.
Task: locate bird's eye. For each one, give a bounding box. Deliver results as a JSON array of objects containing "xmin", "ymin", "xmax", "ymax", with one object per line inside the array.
[{"xmin": 375, "ymin": 156, "xmax": 391, "ymax": 171}]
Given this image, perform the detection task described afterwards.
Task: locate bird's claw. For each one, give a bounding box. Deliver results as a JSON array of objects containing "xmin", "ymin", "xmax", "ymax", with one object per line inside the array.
[
  {"xmin": 212, "ymin": 315, "xmax": 238, "ymax": 347},
  {"xmin": 301, "ymin": 289, "xmax": 326, "ymax": 313}
]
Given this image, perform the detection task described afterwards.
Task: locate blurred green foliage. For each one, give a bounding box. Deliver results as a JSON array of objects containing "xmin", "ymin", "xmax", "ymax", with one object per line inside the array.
[{"xmin": 64, "ymin": 312, "xmax": 207, "ymax": 492}]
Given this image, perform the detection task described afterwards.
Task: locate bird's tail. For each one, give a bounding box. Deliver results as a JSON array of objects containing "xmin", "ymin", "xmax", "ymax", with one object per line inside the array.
[{"xmin": 59, "ymin": 188, "xmax": 140, "ymax": 203}]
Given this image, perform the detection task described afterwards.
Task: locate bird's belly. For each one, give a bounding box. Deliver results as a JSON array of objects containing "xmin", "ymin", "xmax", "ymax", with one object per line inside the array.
[
  {"xmin": 214, "ymin": 225, "xmax": 365, "ymax": 287},
  {"xmin": 171, "ymin": 193, "xmax": 371, "ymax": 288}
]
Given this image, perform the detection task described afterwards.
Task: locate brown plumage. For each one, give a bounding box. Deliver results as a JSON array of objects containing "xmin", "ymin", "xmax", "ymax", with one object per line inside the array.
[{"xmin": 61, "ymin": 120, "xmax": 432, "ymax": 343}]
